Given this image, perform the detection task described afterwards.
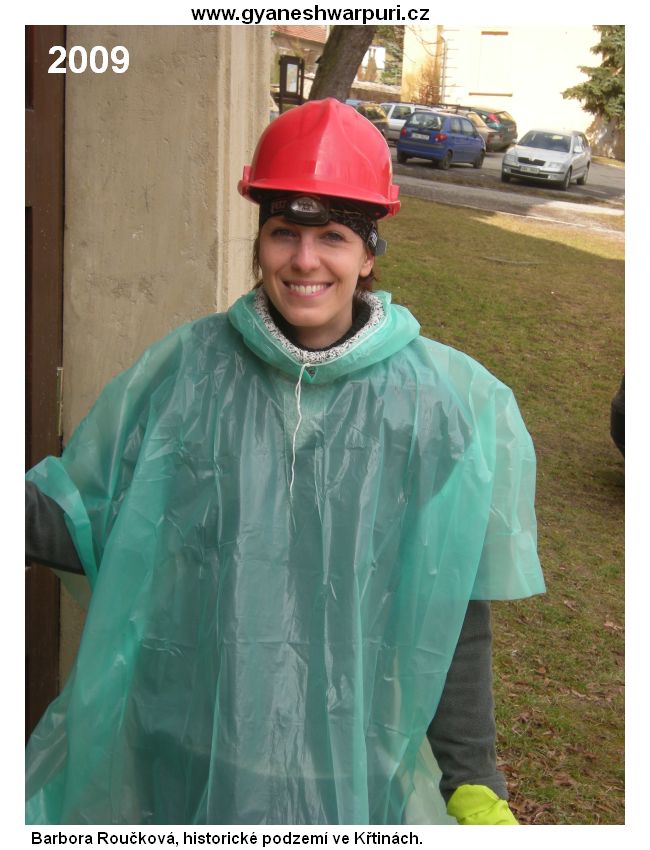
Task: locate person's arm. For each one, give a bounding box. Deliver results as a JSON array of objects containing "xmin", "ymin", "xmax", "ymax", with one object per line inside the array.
[
  {"xmin": 427, "ymin": 600, "xmax": 518, "ymax": 824},
  {"xmin": 26, "ymin": 480, "xmax": 84, "ymax": 574}
]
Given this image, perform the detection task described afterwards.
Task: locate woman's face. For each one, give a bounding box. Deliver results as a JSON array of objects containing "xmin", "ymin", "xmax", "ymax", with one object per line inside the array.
[{"xmin": 258, "ymin": 217, "xmax": 374, "ymax": 350}]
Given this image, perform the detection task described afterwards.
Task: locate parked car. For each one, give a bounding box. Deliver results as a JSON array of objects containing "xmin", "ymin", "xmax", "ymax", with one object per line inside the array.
[
  {"xmin": 396, "ymin": 111, "xmax": 485, "ymax": 169},
  {"xmin": 347, "ymin": 101, "xmax": 389, "ymax": 138},
  {"xmin": 464, "ymin": 111, "xmax": 504, "ymax": 152},
  {"xmin": 467, "ymin": 107, "xmax": 517, "ymax": 150},
  {"xmin": 433, "ymin": 104, "xmax": 517, "ymax": 151},
  {"xmin": 380, "ymin": 101, "xmax": 435, "ymax": 141},
  {"xmin": 501, "ymin": 129, "xmax": 591, "ymax": 190}
]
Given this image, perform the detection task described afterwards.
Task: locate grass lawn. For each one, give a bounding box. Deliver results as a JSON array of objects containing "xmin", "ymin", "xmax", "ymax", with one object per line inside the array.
[{"xmin": 378, "ymin": 196, "xmax": 625, "ymax": 824}]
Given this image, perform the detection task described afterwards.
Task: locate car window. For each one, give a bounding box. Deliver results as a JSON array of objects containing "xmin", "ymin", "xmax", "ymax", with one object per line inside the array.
[
  {"xmin": 520, "ymin": 131, "xmax": 571, "ymax": 152},
  {"xmin": 408, "ymin": 113, "xmax": 442, "ymax": 130},
  {"xmin": 449, "ymin": 117, "xmax": 462, "ymax": 133},
  {"xmin": 460, "ymin": 118, "xmax": 475, "ymax": 135},
  {"xmin": 393, "ymin": 105, "xmax": 412, "ymax": 120},
  {"xmin": 475, "ymin": 110, "xmax": 502, "ymax": 129},
  {"xmin": 546, "ymin": 133, "xmax": 571, "ymax": 152},
  {"xmin": 359, "ymin": 105, "xmax": 386, "ymax": 120}
]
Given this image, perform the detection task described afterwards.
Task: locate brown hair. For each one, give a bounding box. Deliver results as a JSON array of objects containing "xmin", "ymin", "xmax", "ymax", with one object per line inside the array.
[{"xmin": 251, "ymin": 233, "xmax": 377, "ymax": 291}]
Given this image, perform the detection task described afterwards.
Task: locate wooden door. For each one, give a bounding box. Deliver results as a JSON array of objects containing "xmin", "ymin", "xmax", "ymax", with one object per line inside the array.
[{"xmin": 25, "ymin": 24, "xmax": 66, "ymax": 736}]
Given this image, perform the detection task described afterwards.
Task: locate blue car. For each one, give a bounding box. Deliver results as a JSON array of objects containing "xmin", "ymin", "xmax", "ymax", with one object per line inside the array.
[{"xmin": 396, "ymin": 111, "xmax": 485, "ymax": 169}]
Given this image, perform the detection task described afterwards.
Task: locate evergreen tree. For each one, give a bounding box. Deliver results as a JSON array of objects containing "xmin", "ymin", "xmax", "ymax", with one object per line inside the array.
[
  {"xmin": 374, "ymin": 26, "xmax": 405, "ymax": 87},
  {"xmin": 563, "ymin": 25, "xmax": 625, "ymax": 129}
]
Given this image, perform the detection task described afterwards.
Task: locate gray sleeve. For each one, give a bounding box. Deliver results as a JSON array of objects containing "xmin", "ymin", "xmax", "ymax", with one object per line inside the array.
[
  {"xmin": 26, "ymin": 480, "xmax": 85, "ymax": 575},
  {"xmin": 426, "ymin": 600, "xmax": 508, "ymax": 803}
]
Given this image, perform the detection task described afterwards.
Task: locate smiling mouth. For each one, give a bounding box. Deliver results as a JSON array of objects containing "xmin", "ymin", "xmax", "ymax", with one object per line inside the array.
[{"xmin": 283, "ymin": 282, "xmax": 332, "ymax": 296}]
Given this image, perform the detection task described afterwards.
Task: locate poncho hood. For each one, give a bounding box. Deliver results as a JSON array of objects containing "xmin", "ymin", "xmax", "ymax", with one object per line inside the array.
[{"xmin": 228, "ymin": 288, "xmax": 421, "ymax": 383}]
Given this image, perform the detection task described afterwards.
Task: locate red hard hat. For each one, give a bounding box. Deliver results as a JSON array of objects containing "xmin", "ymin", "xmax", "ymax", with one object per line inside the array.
[{"xmin": 238, "ymin": 98, "xmax": 400, "ymax": 218}]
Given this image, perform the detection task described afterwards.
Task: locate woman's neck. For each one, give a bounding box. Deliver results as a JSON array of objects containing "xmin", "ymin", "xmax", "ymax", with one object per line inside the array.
[{"xmin": 267, "ymin": 297, "xmax": 370, "ymax": 352}]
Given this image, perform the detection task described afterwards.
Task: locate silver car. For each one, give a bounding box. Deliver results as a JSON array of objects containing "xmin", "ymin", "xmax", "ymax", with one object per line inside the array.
[
  {"xmin": 501, "ymin": 129, "xmax": 591, "ymax": 190},
  {"xmin": 380, "ymin": 102, "xmax": 434, "ymax": 142}
]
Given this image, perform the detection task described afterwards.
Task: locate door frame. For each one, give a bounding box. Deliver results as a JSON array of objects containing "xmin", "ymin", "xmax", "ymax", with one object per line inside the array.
[{"xmin": 25, "ymin": 24, "xmax": 66, "ymax": 736}]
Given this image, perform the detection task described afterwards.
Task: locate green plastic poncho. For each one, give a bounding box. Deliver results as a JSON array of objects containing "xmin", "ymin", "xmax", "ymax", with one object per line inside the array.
[{"xmin": 26, "ymin": 289, "xmax": 544, "ymax": 825}]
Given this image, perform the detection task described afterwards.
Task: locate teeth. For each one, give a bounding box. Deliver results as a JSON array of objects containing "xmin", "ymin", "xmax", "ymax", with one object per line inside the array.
[{"xmin": 287, "ymin": 284, "xmax": 328, "ymax": 295}]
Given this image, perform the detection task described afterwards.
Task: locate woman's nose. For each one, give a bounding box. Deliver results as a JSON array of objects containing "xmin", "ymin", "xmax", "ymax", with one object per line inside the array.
[{"xmin": 291, "ymin": 235, "xmax": 320, "ymax": 272}]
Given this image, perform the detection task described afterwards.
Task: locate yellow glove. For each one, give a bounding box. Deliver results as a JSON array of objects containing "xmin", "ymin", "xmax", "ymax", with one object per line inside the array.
[{"xmin": 447, "ymin": 784, "xmax": 519, "ymax": 825}]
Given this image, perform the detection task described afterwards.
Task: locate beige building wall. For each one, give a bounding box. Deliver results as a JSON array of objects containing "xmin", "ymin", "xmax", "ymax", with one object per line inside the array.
[
  {"xmin": 404, "ymin": 25, "xmax": 599, "ymax": 135},
  {"xmin": 59, "ymin": 25, "xmax": 272, "ymax": 679}
]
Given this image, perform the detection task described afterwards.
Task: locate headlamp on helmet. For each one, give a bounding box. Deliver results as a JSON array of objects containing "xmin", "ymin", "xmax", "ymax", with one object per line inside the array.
[{"xmin": 259, "ymin": 194, "xmax": 388, "ymax": 256}]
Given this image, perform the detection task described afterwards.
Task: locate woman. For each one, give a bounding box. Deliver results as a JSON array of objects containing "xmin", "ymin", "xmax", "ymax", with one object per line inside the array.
[{"xmin": 26, "ymin": 99, "xmax": 544, "ymax": 825}]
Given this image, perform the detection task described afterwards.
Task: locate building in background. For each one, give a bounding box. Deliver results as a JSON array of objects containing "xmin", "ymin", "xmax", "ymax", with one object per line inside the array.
[
  {"xmin": 402, "ymin": 25, "xmax": 623, "ymax": 158},
  {"xmin": 271, "ymin": 25, "xmax": 328, "ymax": 99},
  {"xmin": 270, "ymin": 25, "xmax": 400, "ymax": 106}
]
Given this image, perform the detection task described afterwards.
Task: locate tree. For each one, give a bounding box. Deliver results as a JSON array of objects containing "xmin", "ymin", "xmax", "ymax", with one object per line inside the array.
[
  {"xmin": 374, "ymin": 26, "xmax": 405, "ymax": 86},
  {"xmin": 308, "ymin": 25, "xmax": 377, "ymax": 101},
  {"xmin": 563, "ymin": 25, "xmax": 625, "ymax": 129},
  {"xmin": 403, "ymin": 55, "xmax": 443, "ymax": 105}
]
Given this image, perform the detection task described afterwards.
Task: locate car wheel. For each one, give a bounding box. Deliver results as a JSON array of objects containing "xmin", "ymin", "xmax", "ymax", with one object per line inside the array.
[
  {"xmin": 397, "ymin": 151, "xmax": 408, "ymax": 164},
  {"xmin": 473, "ymin": 151, "xmax": 485, "ymax": 169},
  {"xmin": 501, "ymin": 171, "xmax": 511, "ymax": 183},
  {"xmin": 438, "ymin": 152, "xmax": 452, "ymax": 170},
  {"xmin": 577, "ymin": 164, "xmax": 590, "ymax": 185},
  {"xmin": 560, "ymin": 168, "xmax": 572, "ymax": 191}
]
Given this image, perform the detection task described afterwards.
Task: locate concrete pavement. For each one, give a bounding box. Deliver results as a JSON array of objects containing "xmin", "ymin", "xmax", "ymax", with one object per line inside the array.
[{"xmin": 393, "ymin": 171, "xmax": 624, "ymax": 236}]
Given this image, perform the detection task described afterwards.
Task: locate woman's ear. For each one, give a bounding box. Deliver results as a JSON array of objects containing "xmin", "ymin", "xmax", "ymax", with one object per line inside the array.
[{"xmin": 361, "ymin": 249, "xmax": 375, "ymax": 278}]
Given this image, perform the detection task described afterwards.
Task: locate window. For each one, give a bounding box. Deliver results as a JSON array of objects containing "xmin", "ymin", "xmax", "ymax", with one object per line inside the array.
[
  {"xmin": 449, "ymin": 117, "xmax": 462, "ymax": 134},
  {"xmin": 460, "ymin": 118, "xmax": 475, "ymax": 135},
  {"xmin": 474, "ymin": 31, "xmax": 512, "ymax": 97},
  {"xmin": 359, "ymin": 105, "xmax": 385, "ymax": 120},
  {"xmin": 410, "ymin": 113, "xmax": 442, "ymax": 130}
]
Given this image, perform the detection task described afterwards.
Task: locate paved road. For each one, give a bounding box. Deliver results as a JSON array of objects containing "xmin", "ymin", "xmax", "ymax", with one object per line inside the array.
[
  {"xmin": 391, "ymin": 147, "xmax": 624, "ymax": 204},
  {"xmin": 481, "ymin": 150, "xmax": 624, "ymax": 205},
  {"xmin": 390, "ymin": 148, "xmax": 625, "ymax": 234}
]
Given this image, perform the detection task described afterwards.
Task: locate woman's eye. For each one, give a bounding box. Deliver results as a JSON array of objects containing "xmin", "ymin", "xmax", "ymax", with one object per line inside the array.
[
  {"xmin": 270, "ymin": 227, "xmax": 296, "ymax": 238},
  {"xmin": 322, "ymin": 230, "xmax": 345, "ymax": 243}
]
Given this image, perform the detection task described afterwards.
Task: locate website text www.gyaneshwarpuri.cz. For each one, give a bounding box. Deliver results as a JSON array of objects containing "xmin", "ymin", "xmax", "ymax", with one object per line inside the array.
[{"xmin": 190, "ymin": 5, "xmax": 430, "ymax": 25}]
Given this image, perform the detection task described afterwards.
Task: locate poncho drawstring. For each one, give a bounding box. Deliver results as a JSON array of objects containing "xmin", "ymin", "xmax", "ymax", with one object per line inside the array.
[{"xmin": 289, "ymin": 362, "xmax": 309, "ymax": 497}]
